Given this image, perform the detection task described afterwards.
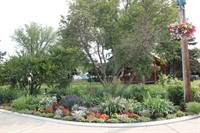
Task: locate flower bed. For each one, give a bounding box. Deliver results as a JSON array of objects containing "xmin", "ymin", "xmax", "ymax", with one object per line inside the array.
[{"xmin": 3, "ymin": 94, "xmax": 199, "ymax": 123}]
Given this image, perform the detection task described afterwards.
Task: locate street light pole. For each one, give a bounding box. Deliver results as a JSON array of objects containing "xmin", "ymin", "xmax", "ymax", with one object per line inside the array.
[{"xmin": 177, "ymin": 0, "xmax": 191, "ymax": 102}]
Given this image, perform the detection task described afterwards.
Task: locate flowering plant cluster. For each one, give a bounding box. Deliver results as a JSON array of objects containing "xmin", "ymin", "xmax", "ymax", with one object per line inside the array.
[{"xmin": 168, "ymin": 22, "xmax": 196, "ymax": 40}]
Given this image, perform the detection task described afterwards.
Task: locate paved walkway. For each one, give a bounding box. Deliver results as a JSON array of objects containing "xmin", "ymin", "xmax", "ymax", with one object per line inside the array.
[{"xmin": 0, "ymin": 110, "xmax": 200, "ymax": 133}]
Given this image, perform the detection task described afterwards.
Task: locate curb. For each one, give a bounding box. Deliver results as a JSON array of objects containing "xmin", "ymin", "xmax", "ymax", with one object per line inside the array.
[{"xmin": 1, "ymin": 109, "xmax": 200, "ymax": 128}]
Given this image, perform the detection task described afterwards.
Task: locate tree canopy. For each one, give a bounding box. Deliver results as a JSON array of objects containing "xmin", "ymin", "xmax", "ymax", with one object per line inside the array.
[
  {"xmin": 0, "ymin": 22, "xmax": 85, "ymax": 95},
  {"xmin": 59, "ymin": 0, "xmax": 178, "ymax": 89},
  {"xmin": 11, "ymin": 22, "xmax": 58, "ymax": 56}
]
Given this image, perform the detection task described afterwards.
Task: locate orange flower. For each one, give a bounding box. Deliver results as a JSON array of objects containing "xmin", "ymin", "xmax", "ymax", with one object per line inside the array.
[{"xmin": 130, "ymin": 113, "xmax": 140, "ymax": 118}]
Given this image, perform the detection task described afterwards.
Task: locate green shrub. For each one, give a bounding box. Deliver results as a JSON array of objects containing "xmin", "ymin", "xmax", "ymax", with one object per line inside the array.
[
  {"xmin": 0, "ymin": 89, "xmax": 23, "ymax": 104},
  {"xmin": 98, "ymin": 96, "xmax": 125, "ymax": 116},
  {"xmin": 139, "ymin": 110, "xmax": 151, "ymax": 118},
  {"xmin": 106, "ymin": 118, "xmax": 120, "ymax": 123},
  {"xmin": 38, "ymin": 113, "xmax": 46, "ymax": 117},
  {"xmin": 148, "ymin": 87, "xmax": 167, "ymax": 99},
  {"xmin": 154, "ymin": 113, "xmax": 165, "ymax": 118},
  {"xmin": 71, "ymin": 110, "xmax": 86, "ymax": 119},
  {"xmin": 86, "ymin": 117, "xmax": 98, "ymax": 123},
  {"xmin": 157, "ymin": 117, "xmax": 166, "ymax": 121},
  {"xmin": 186, "ymin": 102, "xmax": 200, "ymax": 114},
  {"xmin": 81, "ymin": 94, "xmax": 102, "ymax": 107},
  {"xmin": 192, "ymin": 89, "xmax": 200, "ymax": 102},
  {"xmin": 176, "ymin": 110, "xmax": 185, "ymax": 117},
  {"xmin": 37, "ymin": 95, "xmax": 57, "ymax": 109},
  {"xmin": 124, "ymin": 86, "xmax": 148, "ymax": 102},
  {"xmin": 44, "ymin": 113, "xmax": 54, "ymax": 118},
  {"xmin": 167, "ymin": 85, "xmax": 184, "ymax": 106},
  {"xmin": 137, "ymin": 117, "xmax": 151, "ymax": 122},
  {"xmin": 124, "ymin": 99, "xmax": 142, "ymax": 114},
  {"xmin": 76, "ymin": 117, "xmax": 85, "ymax": 122},
  {"xmin": 19, "ymin": 109, "xmax": 33, "ymax": 114},
  {"xmin": 63, "ymin": 116, "xmax": 73, "ymax": 121},
  {"xmin": 117, "ymin": 114, "xmax": 132, "ymax": 123},
  {"xmin": 54, "ymin": 114, "xmax": 62, "ymax": 119},
  {"xmin": 166, "ymin": 114, "xmax": 176, "ymax": 119},
  {"xmin": 95, "ymin": 118, "xmax": 105, "ymax": 123},
  {"xmin": 11, "ymin": 96, "xmax": 39, "ymax": 110},
  {"xmin": 167, "ymin": 85, "xmax": 199, "ymax": 107},
  {"xmin": 143, "ymin": 95, "xmax": 175, "ymax": 119},
  {"xmin": 34, "ymin": 111, "xmax": 42, "ymax": 116},
  {"xmin": 157, "ymin": 74, "xmax": 171, "ymax": 87}
]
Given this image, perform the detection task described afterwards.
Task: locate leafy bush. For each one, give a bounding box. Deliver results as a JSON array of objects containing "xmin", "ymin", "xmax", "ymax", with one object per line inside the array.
[
  {"xmin": 139, "ymin": 109, "xmax": 151, "ymax": 117},
  {"xmin": 137, "ymin": 117, "xmax": 151, "ymax": 122},
  {"xmin": 0, "ymin": 89, "xmax": 23, "ymax": 104},
  {"xmin": 167, "ymin": 85, "xmax": 184, "ymax": 106},
  {"xmin": 54, "ymin": 114, "xmax": 62, "ymax": 119},
  {"xmin": 76, "ymin": 117, "xmax": 85, "ymax": 122},
  {"xmin": 124, "ymin": 99, "xmax": 142, "ymax": 114},
  {"xmin": 157, "ymin": 74, "xmax": 171, "ymax": 87},
  {"xmin": 34, "ymin": 111, "xmax": 43, "ymax": 116},
  {"xmin": 143, "ymin": 95, "xmax": 175, "ymax": 119},
  {"xmin": 95, "ymin": 118, "xmax": 105, "ymax": 123},
  {"xmin": 11, "ymin": 96, "xmax": 40, "ymax": 110},
  {"xmin": 55, "ymin": 109, "xmax": 63, "ymax": 116},
  {"xmin": 186, "ymin": 102, "xmax": 200, "ymax": 114},
  {"xmin": 124, "ymin": 86, "xmax": 148, "ymax": 102},
  {"xmin": 148, "ymin": 87, "xmax": 167, "ymax": 99},
  {"xmin": 61, "ymin": 95, "xmax": 83, "ymax": 110},
  {"xmin": 167, "ymin": 85, "xmax": 199, "ymax": 107},
  {"xmin": 44, "ymin": 113, "xmax": 54, "ymax": 118},
  {"xmin": 176, "ymin": 110, "xmax": 185, "ymax": 117},
  {"xmin": 72, "ymin": 110, "xmax": 86, "ymax": 119},
  {"xmin": 38, "ymin": 95, "xmax": 57, "ymax": 109},
  {"xmin": 157, "ymin": 117, "xmax": 166, "ymax": 121},
  {"xmin": 81, "ymin": 94, "xmax": 102, "ymax": 107},
  {"xmin": 98, "ymin": 96, "xmax": 126, "ymax": 116},
  {"xmin": 117, "ymin": 114, "xmax": 132, "ymax": 123},
  {"xmin": 19, "ymin": 109, "xmax": 33, "ymax": 114},
  {"xmin": 106, "ymin": 118, "xmax": 120, "ymax": 123},
  {"xmin": 166, "ymin": 114, "xmax": 176, "ymax": 119},
  {"xmin": 192, "ymin": 89, "xmax": 200, "ymax": 102},
  {"xmin": 63, "ymin": 116, "xmax": 73, "ymax": 121},
  {"xmin": 86, "ymin": 117, "xmax": 98, "ymax": 123}
]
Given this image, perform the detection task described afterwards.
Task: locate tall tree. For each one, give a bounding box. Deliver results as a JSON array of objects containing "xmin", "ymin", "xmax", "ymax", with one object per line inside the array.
[
  {"xmin": 60, "ymin": 0, "xmax": 177, "ymax": 89},
  {"xmin": 11, "ymin": 22, "xmax": 57, "ymax": 56},
  {"xmin": 1, "ymin": 22, "xmax": 85, "ymax": 95}
]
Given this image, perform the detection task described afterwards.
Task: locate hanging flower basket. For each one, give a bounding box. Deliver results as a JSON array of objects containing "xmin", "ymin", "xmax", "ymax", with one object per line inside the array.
[{"xmin": 168, "ymin": 22, "xmax": 196, "ymax": 40}]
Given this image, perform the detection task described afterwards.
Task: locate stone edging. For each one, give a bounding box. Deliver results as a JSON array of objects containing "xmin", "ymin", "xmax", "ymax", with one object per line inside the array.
[{"xmin": 0, "ymin": 109, "xmax": 199, "ymax": 128}]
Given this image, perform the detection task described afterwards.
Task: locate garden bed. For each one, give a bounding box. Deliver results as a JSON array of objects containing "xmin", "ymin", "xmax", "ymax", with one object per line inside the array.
[{"xmin": 0, "ymin": 109, "xmax": 199, "ymax": 128}]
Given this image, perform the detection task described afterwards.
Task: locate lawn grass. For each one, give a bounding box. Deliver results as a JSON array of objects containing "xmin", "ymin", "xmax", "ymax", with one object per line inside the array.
[{"xmin": 191, "ymin": 79, "xmax": 200, "ymax": 89}]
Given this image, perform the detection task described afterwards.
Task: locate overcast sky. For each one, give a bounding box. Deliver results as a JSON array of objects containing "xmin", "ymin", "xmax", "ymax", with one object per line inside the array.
[{"xmin": 0, "ymin": 0, "xmax": 199, "ymax": 56}]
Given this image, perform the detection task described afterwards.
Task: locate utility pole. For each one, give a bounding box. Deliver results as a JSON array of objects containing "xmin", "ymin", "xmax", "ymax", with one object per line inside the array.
[{"xmin": 176, "ymin": 0, "xmax": 191, "ymax": 102}]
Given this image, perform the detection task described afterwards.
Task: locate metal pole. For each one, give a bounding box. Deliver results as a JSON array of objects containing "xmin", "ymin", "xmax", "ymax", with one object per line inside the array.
[{"xmin": 179, "ymin": 4, "xmax": 191, "ymax": 103}]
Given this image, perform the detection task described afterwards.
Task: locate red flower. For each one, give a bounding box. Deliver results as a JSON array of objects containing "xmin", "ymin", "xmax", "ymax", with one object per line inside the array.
[
  {"xmin": 99, "ymin": 114, "xmax": 108, "ymax": 120},
  {"xmin": 46, "ymin": 107, "xmax": 53, "ymax": 113},
  {"xmin": 62, "ymin": 109, "xmax": 69, "ymax": 115},
  {"xmin": 95, "ymin": 112, "xmax": 101, "ymax": 118},
  {"xmin": 88, "ymin": 113, "xmax": 95, "ymax": 118}
]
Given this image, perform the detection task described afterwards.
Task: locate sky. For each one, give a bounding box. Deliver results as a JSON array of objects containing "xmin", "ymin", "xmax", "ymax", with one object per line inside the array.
[{"xmin": 0, "ymin": 0, "xmax": 199, "ymax": 56}]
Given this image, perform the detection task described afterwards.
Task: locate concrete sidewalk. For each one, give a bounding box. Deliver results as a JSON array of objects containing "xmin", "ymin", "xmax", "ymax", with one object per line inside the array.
[{"xmin": 0, "ymin": 110, "xmax": 200, "ymax": 133}]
